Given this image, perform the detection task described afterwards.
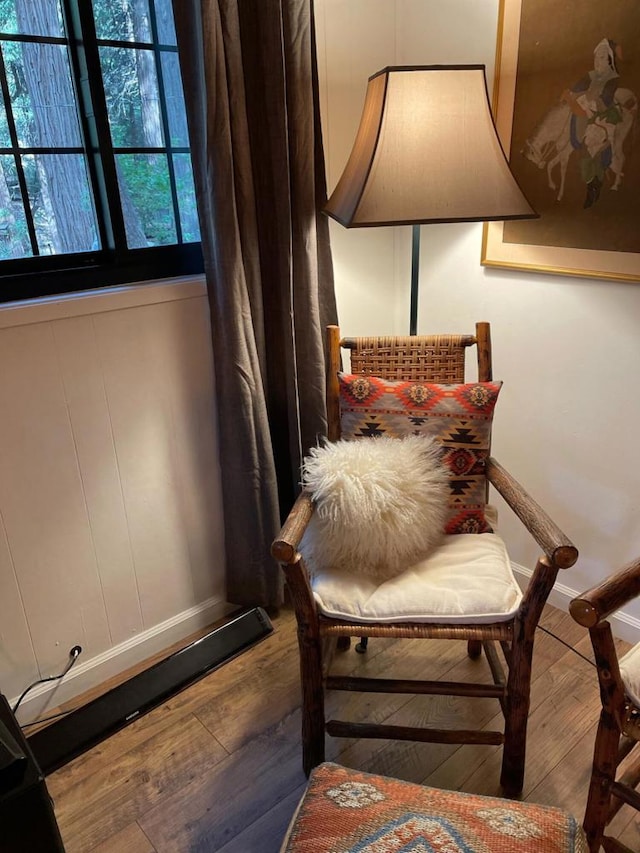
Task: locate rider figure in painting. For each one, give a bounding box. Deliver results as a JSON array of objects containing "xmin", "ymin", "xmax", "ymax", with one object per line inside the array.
[{"xmin": 562, "ymin": 38, "xmax": 624, "ymax": 208}]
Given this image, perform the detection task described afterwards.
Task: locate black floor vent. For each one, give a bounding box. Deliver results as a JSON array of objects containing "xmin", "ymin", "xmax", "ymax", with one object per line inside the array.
[{"xmin": 28, "ymin": 607, "xmax": 273, "ymax": 775}]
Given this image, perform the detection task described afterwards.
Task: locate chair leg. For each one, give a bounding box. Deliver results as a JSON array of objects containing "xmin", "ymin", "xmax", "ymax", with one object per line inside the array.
[
  {"xmin": 467, "ymin": 640, "xmax": 482, "ymax": 659},
  {"xmin": 299, "ymin": 634, "xmax": 326, "ymax": 776},
  {"xmin": 583, "ymin": 710, "xmax": 620, "ymax": 853},
  {"xmin": 501, "ymin": 555, "xmax": 560, "ymax": 796},
  {"xmin": 500, "ymin": 634, "xmax": 533, "ymax": 796},
  {"xmin": 336, "ymin": 636, "xmax": 351, "ymax": 651},
  {"xmin": 355, "ymin": 637, "xmax": 369, "ymax": 654}
]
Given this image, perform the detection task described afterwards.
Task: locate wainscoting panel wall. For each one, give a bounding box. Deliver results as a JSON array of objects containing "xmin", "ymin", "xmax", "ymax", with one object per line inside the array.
[{"xmin": 0, "ymin": 279, "xmax": 228, "ymax": 719}]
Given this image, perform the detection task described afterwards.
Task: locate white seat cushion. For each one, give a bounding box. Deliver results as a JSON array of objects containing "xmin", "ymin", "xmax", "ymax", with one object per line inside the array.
[
  {"xmin": 619, "ymin": 642, "xmax": 640, "ymax": 706},
  {"xmin": 312, "ymin": 532, "xmax": 522, "ymax": 624}
]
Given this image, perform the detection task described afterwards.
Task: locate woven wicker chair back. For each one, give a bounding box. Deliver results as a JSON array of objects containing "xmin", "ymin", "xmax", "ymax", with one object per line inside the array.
[{"xmin": 343, "ymin": 334, "xmax": 474, "ymax": 383}]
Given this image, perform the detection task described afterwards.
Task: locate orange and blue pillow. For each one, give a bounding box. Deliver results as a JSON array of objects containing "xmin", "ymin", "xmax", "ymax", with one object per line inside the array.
[{"xmin": 338, "ymin": 374, "xmax": 502, "ymax": 534}]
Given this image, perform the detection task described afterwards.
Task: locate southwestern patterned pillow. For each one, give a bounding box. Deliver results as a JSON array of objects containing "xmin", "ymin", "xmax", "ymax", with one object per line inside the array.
[{"xmin": 338, "ymin": 374, "xmax": 502, "ymax": 534}]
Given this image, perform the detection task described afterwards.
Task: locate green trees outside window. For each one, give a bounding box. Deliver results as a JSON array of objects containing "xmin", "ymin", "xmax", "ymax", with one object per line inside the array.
[{"xmin": 0, "ymin": 0, "xmax": 201, "ymax": 302}]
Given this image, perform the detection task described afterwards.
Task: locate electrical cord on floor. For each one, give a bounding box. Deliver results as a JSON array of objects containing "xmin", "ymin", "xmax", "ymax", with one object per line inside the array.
[
  {"xmin": 536, "ymin": 624, "xmax": 596, "ymax": 668},
  {"xmin": 12, "ymin": 645, "xmax": 83, "ymax": 715}
]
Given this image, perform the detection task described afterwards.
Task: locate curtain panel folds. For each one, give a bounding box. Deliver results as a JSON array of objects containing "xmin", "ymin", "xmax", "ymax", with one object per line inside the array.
[{"xmin": 173, "ymin": 0, "xmax": 337, "ymax": 607}]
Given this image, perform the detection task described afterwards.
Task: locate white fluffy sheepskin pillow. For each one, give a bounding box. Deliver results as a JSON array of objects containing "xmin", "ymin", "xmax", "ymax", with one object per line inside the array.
[{"xmin": 299, "ymin": 435, "xmax": 448, "ymax": 580}]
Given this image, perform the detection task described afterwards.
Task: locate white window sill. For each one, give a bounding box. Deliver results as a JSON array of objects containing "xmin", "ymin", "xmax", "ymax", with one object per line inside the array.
[{"xmin": 0, "ymin": 275, "xmax": 207, "ymax": 329}]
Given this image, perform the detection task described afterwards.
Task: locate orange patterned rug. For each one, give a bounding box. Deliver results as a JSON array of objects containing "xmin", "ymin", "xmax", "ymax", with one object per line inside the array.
[{"xmin": 281, "ymin": 762, "xmax": 587, "ymax": 852}]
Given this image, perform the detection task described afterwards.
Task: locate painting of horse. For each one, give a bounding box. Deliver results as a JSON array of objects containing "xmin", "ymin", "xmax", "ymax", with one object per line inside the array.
[
  {"xmin": 522, "ymin": 88, "xmax": 637, "ymax": 203},
  {"xmin": 483, "ymin": 0, "xmax": 640, "ymax": 279}
]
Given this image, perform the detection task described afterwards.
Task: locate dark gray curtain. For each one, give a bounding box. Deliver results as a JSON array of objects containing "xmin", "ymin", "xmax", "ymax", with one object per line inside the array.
[{"xmin": 173, "ymin": 0, "xmax": 337, "ymax": 607}]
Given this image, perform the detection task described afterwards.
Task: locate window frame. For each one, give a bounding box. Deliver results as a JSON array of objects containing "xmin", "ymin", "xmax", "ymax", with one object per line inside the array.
[{"xmin": 0, "ymin": 0, "xmax": 202, "ymax": 304}]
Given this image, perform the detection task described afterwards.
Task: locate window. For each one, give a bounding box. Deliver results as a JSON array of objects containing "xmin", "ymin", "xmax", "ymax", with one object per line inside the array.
[{"xmin": 0, "ymin": 0, "xmax": 202, "ymax": 303}]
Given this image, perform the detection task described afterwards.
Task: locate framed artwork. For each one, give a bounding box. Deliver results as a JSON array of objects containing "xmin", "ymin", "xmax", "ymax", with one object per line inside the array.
[{"xmin": 482, "ymin": 0, "xmax": 640, "ymax": 281}]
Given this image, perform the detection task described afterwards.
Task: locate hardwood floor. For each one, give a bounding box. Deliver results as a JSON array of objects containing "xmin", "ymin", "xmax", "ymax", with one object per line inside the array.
[{"xmin": 48, "ymin": 605, "xmax": 640, "ymax": 852}]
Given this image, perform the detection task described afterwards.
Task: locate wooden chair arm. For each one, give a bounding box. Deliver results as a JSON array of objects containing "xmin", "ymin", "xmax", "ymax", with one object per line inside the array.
[
  {"xmin": 271, "ymin": 490, "xmax": 315, "ymax": 565},
  {"xmin": 486, "ymin": 457, "xmax": 578, "ymax": 570},
  {"xmin": 570, "ymin": 556, "xmax": 640, "ymax": 628}
]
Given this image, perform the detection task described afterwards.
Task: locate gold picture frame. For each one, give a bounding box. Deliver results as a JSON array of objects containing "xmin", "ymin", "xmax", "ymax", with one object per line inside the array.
[{"xmin": 482, "ymin": 0, "xmax": 640, "ymax": 282}]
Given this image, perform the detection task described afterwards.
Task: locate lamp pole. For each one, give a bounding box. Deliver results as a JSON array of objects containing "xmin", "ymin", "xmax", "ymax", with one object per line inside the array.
[{"xmin": 409, "ymin": 224, "xmax": 421, "ymax": 336}]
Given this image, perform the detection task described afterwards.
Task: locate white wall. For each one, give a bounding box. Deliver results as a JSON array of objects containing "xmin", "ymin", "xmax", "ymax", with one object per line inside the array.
[
  {"xmin": 0, "ymin": 279, "xmax": 229, "ymax": 720},
  {"xmin": 315, "ymin": 0, "xmax": 640, "ymax": 632}
]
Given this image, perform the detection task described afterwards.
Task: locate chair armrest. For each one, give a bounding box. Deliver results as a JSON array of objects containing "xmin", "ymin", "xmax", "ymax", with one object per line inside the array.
[
  {"xmin": 570, "ymin": 556, "xmax": 640, "ymax": 627},
  {"xmin": 486, "ymin": 457, "xmax": 578, "ymax": 569},
  {"xmin": 271, "ymin": 490, "xmax": 315, "ymax": 564}
]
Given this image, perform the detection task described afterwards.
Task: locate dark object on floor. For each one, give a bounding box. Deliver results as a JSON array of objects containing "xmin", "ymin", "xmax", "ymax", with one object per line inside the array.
[
  {"xmin": 570, "ymin": 557, "xmax": 640, "ymax": 853},
  {"xmin": 27, "ymin": 607, "xmax": 272, "ymax": 775},
  {"xmin": 0, "ymin": 694, "xmax": 65, "ymax": 851},
  {"xmin": 0, "ymin": 716, "xmax": 27, "ymax": 795}
]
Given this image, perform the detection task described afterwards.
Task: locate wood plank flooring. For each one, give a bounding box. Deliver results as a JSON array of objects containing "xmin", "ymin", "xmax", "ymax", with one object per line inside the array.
[{"xmin": 48, "ymin": 605, "xmax": 640, "ymax": 852}]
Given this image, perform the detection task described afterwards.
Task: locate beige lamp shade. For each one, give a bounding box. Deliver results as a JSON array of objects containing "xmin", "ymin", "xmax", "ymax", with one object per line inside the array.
[{"xmin": 325, "ymin": 65, "xmax": 536, "ymax": 227}]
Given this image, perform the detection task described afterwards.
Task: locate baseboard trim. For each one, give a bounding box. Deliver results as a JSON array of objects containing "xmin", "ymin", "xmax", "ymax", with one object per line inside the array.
[
  {"xmin": 512, "ymin": 563, "xmax": 640, "ymax": 645},
  {"xmin": 12, "ymin": 595, "xmax": 235, "ymax": 724}
]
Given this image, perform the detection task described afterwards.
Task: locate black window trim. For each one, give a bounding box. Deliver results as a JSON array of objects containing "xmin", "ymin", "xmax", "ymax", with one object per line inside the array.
[{"xmin": 0, "ymin": 0, "xmax": 203, "ymax": 305}]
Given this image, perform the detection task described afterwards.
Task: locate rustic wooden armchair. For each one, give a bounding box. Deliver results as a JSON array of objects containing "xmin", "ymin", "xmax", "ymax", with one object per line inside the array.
[
  {"xmin": 272, "ymin": 322, "xmax": 578, "ymax": 796},
  {"xmin": 570, "ymin": 557, "xmax": 640, "ymax": 852}
]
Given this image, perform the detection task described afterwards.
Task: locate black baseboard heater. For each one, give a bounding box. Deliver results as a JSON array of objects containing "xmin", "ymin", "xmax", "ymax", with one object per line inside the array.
[{"xmin": 27, "ymin": 607, "xmax": 273, "ymax": 775}]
